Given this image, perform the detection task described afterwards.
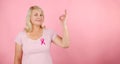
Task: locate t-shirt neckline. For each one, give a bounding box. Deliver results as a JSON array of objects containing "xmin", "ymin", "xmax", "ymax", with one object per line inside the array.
[{"xmin": 24, "ymin": 29, "xmax": 45, "ymax": 41}]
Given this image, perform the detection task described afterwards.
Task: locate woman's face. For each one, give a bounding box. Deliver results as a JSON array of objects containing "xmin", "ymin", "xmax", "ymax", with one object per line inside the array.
[{"xmin": 30, "ymin": 9, "xmax": 44, "ymax": 26}]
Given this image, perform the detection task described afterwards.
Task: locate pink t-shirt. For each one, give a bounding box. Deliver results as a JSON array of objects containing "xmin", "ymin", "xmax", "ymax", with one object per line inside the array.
[{"xmin": 14, "ymin": 29, "xmax": 57, "ymax": 64}]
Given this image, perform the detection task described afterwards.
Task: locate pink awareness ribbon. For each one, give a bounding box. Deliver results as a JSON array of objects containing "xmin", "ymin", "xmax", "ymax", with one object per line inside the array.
[{"xmin": 40, "ymin": 38, "xmax": 45, "ymax": 45}]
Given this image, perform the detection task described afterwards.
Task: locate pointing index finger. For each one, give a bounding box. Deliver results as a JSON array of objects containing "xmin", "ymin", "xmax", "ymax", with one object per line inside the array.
[{"xmin": 65, "ymin": 9, "xmax": 67, "ymax": 15}]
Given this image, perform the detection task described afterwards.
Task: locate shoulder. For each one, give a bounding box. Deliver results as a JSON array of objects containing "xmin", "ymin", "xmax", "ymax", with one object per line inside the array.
[
  {"xmin": 16, "ymin": 30, "xmax": 26, "ymax": 37},
  {"xmin": 44, "ymin": 28, "xmax": 57, "ymax": 37},
  {"xmin": 44, "ymin": 28, "xmax": 55, "ymax": 34},
  {"xmin": 14, "ymin": 30, "xmax": 25, "ymax": 44}
]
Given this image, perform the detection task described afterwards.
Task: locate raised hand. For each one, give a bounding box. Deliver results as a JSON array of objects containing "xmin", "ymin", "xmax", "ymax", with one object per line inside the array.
[{"xmin": 59, "ymin": 10, "xmax": 67, "ymax": 24}]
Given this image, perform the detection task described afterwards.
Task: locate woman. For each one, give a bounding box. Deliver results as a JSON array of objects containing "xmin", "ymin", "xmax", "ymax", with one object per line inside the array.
[{"xmin": 14, "ymin": 5, "xmax": 69, "ymax": 64}]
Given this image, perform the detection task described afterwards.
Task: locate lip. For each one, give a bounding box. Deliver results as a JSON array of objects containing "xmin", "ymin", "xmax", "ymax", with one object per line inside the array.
[{"xmin": 35, "ymin": 20, "xmax": 42, "ymax": 21}]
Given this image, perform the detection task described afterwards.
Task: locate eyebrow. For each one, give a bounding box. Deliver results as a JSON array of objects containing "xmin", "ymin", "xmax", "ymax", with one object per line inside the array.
[{"xmin": 34, "ymin": 13, "xmax": 43, "ymax": 16}]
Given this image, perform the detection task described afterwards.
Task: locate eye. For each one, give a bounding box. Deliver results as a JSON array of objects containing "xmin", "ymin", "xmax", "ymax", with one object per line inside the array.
[
  {"xmin": 34, "ymin": 13, "xmax": 38, "ymax": 16},
  {"xmin": 40, "ymin": 14, "xmax": 43, "ymax": 16}
]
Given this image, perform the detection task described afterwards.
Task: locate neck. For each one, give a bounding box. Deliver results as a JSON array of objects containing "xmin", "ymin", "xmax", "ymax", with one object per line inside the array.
[{"xmin": 32, "ymin": 25, "xmax": 42, "ymax": 32}]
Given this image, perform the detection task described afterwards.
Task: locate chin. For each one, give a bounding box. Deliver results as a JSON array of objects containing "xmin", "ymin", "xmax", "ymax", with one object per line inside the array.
[{"xmin": 36, "ymin": 24, "xmax": 42, "ymax": 26}]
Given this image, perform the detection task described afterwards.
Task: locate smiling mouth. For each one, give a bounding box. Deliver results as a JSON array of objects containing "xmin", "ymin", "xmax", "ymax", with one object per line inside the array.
[{"xmin": 36, "ymin": 20, "xmax": 42, "ymax": 22}]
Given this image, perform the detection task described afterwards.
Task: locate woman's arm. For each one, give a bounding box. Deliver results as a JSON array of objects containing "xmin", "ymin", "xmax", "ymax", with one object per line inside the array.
[
  {"xmin": 14, "ymin": 43, "xmax": 23, "ymax": 64},
  {"xmin": 52, "ymin": 10, "xmax": 70, "ymax": 48}
]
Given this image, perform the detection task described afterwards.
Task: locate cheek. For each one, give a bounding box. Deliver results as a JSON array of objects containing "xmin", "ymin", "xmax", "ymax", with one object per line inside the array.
[
  {"xmin": 42, "ymin": 16, "xmax": 44, "ymax": 19},
  {"xmin": 31, "ymin": 16, "xmax": 36, "ymax": 21},
  {"xmin": 41, "ymin": 16, "xmax": 44, "ymax": 20}
]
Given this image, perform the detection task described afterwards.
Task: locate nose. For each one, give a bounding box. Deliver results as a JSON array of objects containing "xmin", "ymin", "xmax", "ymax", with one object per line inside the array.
[
  {"xmin": 38, "ymin": 15, "xmax": 43, "ymax": 18},
  {"xmin": 36, "ymin": 16, "xmax": 42, "ymax": 19}
]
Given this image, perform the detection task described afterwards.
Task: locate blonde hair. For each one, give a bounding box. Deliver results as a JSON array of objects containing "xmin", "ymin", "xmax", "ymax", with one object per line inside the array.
[{"xmin": 24, "ymin": 5, "xmax": 44, "ymax": 32}]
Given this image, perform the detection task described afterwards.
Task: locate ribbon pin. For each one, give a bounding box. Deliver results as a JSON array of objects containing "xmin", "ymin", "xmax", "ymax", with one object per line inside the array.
[{"xmin": 40, "ymin": 38, "xmax": 45, "ymax": 45}]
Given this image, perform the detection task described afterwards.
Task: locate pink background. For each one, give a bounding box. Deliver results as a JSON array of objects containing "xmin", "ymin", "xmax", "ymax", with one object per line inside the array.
[{"xmin": 0, "ymin": 0, "xmax": 120, "ymax": 64}]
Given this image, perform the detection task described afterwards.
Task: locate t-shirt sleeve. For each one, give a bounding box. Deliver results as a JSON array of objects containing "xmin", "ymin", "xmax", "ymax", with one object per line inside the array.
[
  {"xmin": 51, "ymin": 30, "xmax": 57, "ymax": 41},
  {"xmin": 14, "ymin": 32, "xmax": 23, "ymax": 45}
]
